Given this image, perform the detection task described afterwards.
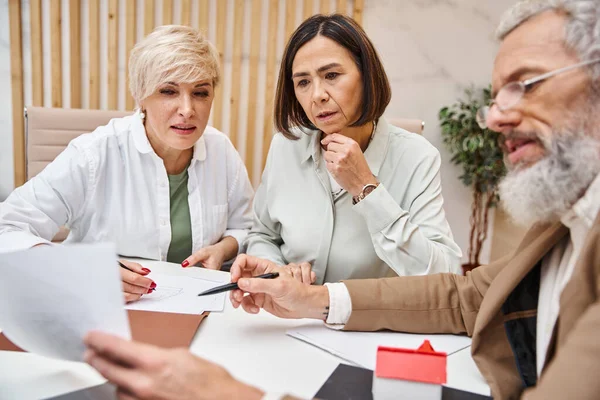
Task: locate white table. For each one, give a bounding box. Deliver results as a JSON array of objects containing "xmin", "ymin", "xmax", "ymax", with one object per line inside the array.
[{"xmin": 0, "ymin": 261, "xmax": 490, "ymax": 399}]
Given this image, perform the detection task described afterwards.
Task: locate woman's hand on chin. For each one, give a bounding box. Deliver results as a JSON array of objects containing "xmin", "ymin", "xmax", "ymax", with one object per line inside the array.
[{"xmin": 321, "ymin": 133, "xmax": 377, "ymax": 196}]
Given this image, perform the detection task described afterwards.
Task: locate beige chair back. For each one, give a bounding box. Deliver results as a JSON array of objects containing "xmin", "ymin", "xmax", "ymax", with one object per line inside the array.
[
  {"xmin": 25, "ymin": 106, "xmax": 132, "ymax": 180},
  {"xmin": 24, "ymin": 106, "xmax": 132, "ymax": 241},
  {"xmin": 388, "ymin": 118, "xmax": 425, "ymax": 135}
]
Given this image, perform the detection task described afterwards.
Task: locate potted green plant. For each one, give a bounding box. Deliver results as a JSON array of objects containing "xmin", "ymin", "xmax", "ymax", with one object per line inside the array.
[{"xmin": 439, "ymin": 87, "xmax": 506, "ymax": 274}]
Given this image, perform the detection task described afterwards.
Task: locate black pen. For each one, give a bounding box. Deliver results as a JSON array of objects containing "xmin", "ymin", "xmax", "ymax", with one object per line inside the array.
[
  {"xmin": 197, "ymin": 272, "xmax": 280, "ymax": 296},
  {"xmin": 118, "ymin": 260, "xmax": 134, "ymax": 272}
]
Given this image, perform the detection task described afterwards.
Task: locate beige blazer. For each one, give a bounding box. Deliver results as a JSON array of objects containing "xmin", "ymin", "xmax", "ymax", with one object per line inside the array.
[{"xmin": 342, "ymin": 212, "xmax": 600, "ymax": 399}]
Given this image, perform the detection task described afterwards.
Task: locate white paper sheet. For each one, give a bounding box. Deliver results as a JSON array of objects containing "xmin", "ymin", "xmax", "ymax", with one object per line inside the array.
[
  {"xmin": 287, "ymin": 322, "xmax": 471, "ymax": 370},
  {"xmin": 0, "ymin": 243, "xmax": 131, "ymax": 362},
  {"xmin": 124, "ymin": 272, "xmax": 227, "ymax": 314}
]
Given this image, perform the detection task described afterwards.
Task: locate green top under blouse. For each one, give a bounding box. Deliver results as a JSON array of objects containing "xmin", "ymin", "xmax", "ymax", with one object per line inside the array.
[{"xmin": 166, "ymin": 168, "xmax": 193, "ymax": 264}]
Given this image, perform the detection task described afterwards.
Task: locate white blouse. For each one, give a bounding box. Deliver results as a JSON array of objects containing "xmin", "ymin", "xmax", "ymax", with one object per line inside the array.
[
  {"xmin": 0, "ymin": 112, "xmax": 254, "ymax": 261},
  {"xmin": 245, "ymin": 118, "xmax": 462, "ymax": 284}
]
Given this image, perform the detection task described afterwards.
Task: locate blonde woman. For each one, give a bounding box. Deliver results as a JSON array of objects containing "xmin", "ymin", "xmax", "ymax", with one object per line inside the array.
[{"xmin": 0, "ymin": 26, "xmax": 254, "ymax": 302}]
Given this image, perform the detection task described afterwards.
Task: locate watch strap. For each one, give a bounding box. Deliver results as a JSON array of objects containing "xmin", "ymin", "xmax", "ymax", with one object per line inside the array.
[{"xmin": 352, "ymin": 182, "xmax": 379, "ymax": 205}]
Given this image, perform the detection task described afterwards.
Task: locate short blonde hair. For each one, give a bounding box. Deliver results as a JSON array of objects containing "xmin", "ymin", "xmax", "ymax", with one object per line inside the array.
[{"xmin": 129, "ymin": 25, "xmax": 220, "ymax": 105}]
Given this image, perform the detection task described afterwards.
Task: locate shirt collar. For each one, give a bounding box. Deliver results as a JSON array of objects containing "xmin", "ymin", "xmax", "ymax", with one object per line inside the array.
[
  {"xmin": 130, "ymin": 110, "xmax": 207, "ymax": 162},
  {"xmin": 300, "ymin": 128, "xmax": 320, "ymax": 164},
  {"xmin": 561, "ymin": 171, "xmax": 600, "ymax": 230},
  {"xmin": 131, "ymin": 111, "xmax": 153, "ymax": 154},
  {"xmin": 300, "ymin": 118, "xmax": 391, "ymax": 177}
]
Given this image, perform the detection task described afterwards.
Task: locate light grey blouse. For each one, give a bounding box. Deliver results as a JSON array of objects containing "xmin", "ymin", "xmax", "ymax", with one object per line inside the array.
[{"xmin": 245, "ymin": 118, "xmax": 462, "ymax": 284}]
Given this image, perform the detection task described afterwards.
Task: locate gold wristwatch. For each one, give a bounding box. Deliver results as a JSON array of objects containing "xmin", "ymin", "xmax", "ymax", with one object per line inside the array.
[{"xmin": 352, "ymin": 182, "xmax": 379, "ymax": 205}]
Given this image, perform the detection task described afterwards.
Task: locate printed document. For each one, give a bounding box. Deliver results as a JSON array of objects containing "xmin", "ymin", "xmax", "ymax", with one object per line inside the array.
[
  {"xmin": 287, "ymin": 322, "xmax": 471, "ymax": 370},
  {"xmin": 125, "ymin": 271, "xmax": 228, "ymax": 314},
  {"xmin": 0, "ymin": 243, "xmax": 130, "ymax": 362}
]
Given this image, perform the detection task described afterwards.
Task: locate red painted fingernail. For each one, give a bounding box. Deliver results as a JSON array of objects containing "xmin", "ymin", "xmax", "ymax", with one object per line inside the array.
[
  {"xmin": 146, "ymin": 288, "xmax": 154, "ymax": 294},
  {"xmin": 150, "ymin": 282, "xmax": 157, "ymax": 289},
  {"xmin": 181, "ymin": 260, "xmax": 189, "ymax": 267},
  {"xmin": 141, "ymin": 268, "xmax": 151, "ymax": 274}
]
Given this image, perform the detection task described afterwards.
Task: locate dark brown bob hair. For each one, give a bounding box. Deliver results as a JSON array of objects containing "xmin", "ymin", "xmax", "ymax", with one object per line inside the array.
[{"xmin": 274, "ymin": 14, "xmax": 391, "ymax": 139}]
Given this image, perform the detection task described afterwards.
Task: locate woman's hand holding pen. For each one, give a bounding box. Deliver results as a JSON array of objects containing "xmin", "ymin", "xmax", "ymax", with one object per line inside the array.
[
  {"xmin": 229, "ymin": 255, "xmax": 330, "ymax": 321},
  {"xmin": 119, "ymin": 260, "xmax": 156, "ymax": 303}
]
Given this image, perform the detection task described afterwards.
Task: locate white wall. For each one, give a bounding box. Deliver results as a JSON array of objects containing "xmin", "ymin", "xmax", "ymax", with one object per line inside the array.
[{"xmin": 0, "ymin": 0, "xmax": 517, "ymax": 264}]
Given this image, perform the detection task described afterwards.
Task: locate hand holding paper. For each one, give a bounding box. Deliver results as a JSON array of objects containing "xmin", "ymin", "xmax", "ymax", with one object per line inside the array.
[
  {"xmin": 0, "ymin": 243, "xmax": 130, "ymax": 362},
  {"xmin": 84, "ymin": 330, "xmax": 264, "ymax": 400}
]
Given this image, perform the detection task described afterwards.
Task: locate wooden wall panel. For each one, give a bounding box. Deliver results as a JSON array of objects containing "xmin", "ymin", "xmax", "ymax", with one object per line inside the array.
[
  {"xmin": 180, "ymin": 0, "xmax": 192, "ymax": 26},
  {"xmin": 108, "ymin": 0, "xmax": 119, "ymax": 110},
  {"xmin": 353, "ymin": 0, "xmax": 364, "ymax": 24},
  {"xmin": 70, "ymin": 0, "xmax": 82, "ymax": 108},
  {"xmin": 89, "ymin": 0, "xmax": 100, "ymax": 109},
  {"xmin": 50, "ymin": 0, "xmax": 62, "ymax": 107},
  {"xmin": 125, "ymin": 0, "xmax": 137, "ymax": 110},
  {"xmin": 9, "ymin": 1, "xmax": 25, "ymax": 187},
  {"xmin": 198, "ymin": 0, "xmax": 209, "ymax": 34},
  {"xmin": 262, "ymin": 0, "xmax": 280, "ymax": 169},
  {"xmin": 285, "ymin": 0, "xmax": 296, "ymax": 39},
  {"xmin": 163, "ymin": 0, "xmax": 173, "ymax": 25},
  {"xmin": 144, "ymin": 0, "xmax": 155, "ymax": 35},
  {"xmin": 30, "ymin": 0, "xmax": 43, "ymax": 107},
  {"xmin": 228, "ymin": 0, "xmax": 245, "ymax": 149},
  {"xmin": 212, "ymin": 0, "xmax": 228, "ymax": 131},
  {"xmin": 244, "ymin": 0, "xmax": 262, "ymax": 183},
  {"xmin": 303, "ymin": 0, "xmax": 314, "ymax": 19}
]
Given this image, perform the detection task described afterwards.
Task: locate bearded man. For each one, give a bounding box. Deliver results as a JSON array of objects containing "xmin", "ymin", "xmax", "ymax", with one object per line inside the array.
[{"xmin": 83, "ymin": 1, "xmax": 600, "ymax": 399}]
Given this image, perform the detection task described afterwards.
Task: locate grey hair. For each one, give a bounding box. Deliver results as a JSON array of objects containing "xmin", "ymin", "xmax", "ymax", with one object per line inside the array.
[{"xmin": 497, "ymin": 0, "xmax": 600, "ymax": 78}]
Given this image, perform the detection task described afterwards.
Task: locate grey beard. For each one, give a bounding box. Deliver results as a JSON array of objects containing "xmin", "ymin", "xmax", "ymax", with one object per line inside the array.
[{"xmin": 499, "ymin": 134, "xmax": 600, "ymax": 227}]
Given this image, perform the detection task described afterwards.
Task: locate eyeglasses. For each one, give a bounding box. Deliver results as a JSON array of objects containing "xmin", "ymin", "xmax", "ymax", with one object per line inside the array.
[{"xmin": 476, "ymin": 58, "xmax": 600, "ymax": 129}]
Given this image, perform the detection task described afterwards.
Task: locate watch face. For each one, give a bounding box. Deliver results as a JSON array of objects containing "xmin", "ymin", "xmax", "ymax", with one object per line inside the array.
[
  {"xmin": 354, "ymin": 183, "xmax": 378, "ymax": 204},
  {"xmin": 363, "ymin": 186, "xmax": 376, "ymax": 196}
]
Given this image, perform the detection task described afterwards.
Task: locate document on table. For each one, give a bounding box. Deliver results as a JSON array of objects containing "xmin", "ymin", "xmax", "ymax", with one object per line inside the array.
[
  {"xmin": 287, "ymin": 322, "xmax": 471, "ymax": 370},
  {"xmin": 0, "ymin": 243, "xmax": 130, "ymax": 362},
  {"xmin": 125, "ymin": 272, "xmax": 228, "ymax": 315}
]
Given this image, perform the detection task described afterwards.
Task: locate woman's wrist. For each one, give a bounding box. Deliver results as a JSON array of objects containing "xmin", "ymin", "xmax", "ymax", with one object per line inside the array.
[
  {"xmin": 215, "ymin": 236, "xmax": 239, "ymax": 261},
  {"xmin": 350, "ymin": 176, "xmax": 379, "ymax": 198}
]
